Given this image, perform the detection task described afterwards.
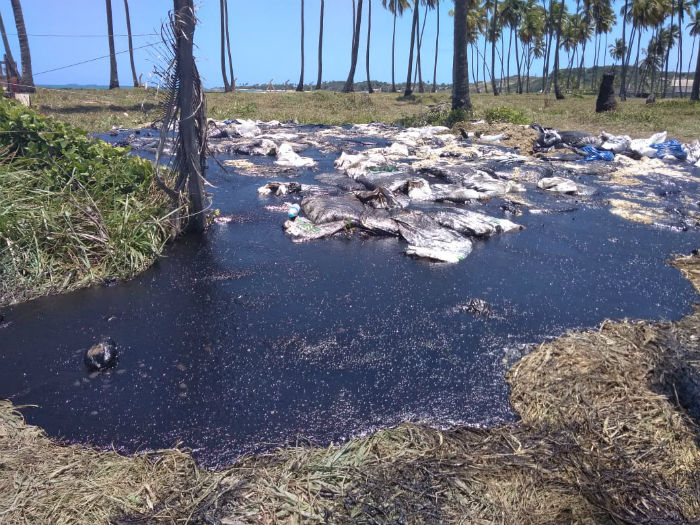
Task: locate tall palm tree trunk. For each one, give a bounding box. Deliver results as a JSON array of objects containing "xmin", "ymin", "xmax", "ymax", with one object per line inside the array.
[
  {"xmin": 662, "ymin": 25, "xmax": 672, "ymax": 97},
  {"xmin": 404, "ymin": 1, "xmax": 419, "ymax": 96},
  {"xmin": 391, "ymin": 10, "xmax": 397, "ymax": 92},
  {"xmin": 452, "ymin": 0, "xmax": 472, "ymax": 112},
  {"xmin": 123, "ymin": 0, "xmax": 138, "ymax": 87},
  {"xmin": 482, "ymin": 36, "xmax": 489, "ymax": 92},
  {"xmin": 105, "ymin": 0, "xmax": 119, "ymax": 89},
  {"xmin": 432, "ymin": 0, "xmax": 440, "ymax": 92},
  {"xmin": 687, "ymin": 34, "xmax": 697, "ymax": 86},
  {"xmin": 316, "ymin": 0, "xmax": 324, "ymax": 89},
  {"xmin": 174, "ymin": 0, "xmax": 206, "ymax": 233},
  {"xmin": 619, "ymin": 0, "xmax": 629, "ymax": 99},
  {"xmin": 491, "ymin": 0, "xmax": 499, "ymax": 94},
  {"xmin": 576, "ymin": 38, "xmax": 587, "ymax": 88},
  {"xmin": 10, "ymin": 0, "xmax": 33, "ymax": 91},
  {"xmin": 471, "ymin": 43, "xmax": 480, "ymax": 92},
  {"xmin": 675, "ymin": 9, "xmax": 683, "ymax": 97},
  {"xmin": 219, "ymin": 0, "xmax": 230, "ymax": 91},
  {"xmin": 632, "ymin": 29, "xmax": 642, "ymax": 95},
  {"xmin": 507, "ymin": 27, "xmax": 513, "ymax": 93},
  {"xmin": 366, "ymin": 0, "xmax": 373, "ymax": 92},
  {"xmin": 224, "ymin": 0, "xmax": 235, "ymax": 90},
  {"xmin": 0, "ymin": 10, "xmax": 19, "ymax": 80},
  {"xmin": 296, "ymin": 0, "xmax": 305, "ymax": 91},
  {"xmin": 415, "ymin": 4, "xmax": 426, "ymax": 92},
  {"xmin": 691, "ymin": 36, "xmax": 700, "ymax": 100},
  {"xmin": 344, "ymin": 0, "xmax": 364, "ymax": 92},
  {"xmin": 515, "ymin": 26, "xmax": 522, "ymax": 93},
  {"xmin": 553, "ymin": 0, "xmax": 565, "ymax": 98}
]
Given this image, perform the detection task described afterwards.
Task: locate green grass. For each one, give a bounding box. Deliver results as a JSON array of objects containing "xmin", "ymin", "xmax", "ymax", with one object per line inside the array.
[
  {"xmin": 31, "ymin": 87, "xmax": 700, "ymax": 142},
  {"xmin": 0, "ymin": 96, "xmax": 175, "ymax": 307}
]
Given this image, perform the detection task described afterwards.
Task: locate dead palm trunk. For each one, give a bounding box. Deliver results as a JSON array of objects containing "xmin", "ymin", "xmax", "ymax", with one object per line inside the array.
[
  {"xmin": 105, "ymin": 0, "xmax": 119, "ymax": 89},
  {"xmin": 316, "ymin": 0, "xmax": 324, "ymax": 89},
  {"xmin": 432, "ymin": 0, "xmax": 439, "ymax": 92},
  {"xmin": 10, "ymin": 0, "xmax": 33, "ymax": 92},
  {"xmin": 344, "ymin": 0, "xmax": 364, "ymax": 92},
  {"xmin": 404, "ymin": 1, "xmax": 419, "ymax": 96},
  {"xmin": 224, "ymin": 0, "xmax": 235, "ymax": 91},
  {"xmin": 124, "ymin": 0, "xmax": 138, "ymax": 87},
  {"xmin": 0, "ymin": 10, "xmax": 19, "ymax": 80},
  {"xmin": 366, "ymin": 0, "xmax": 373, "ymax": 92},
  {"xmin": 452, "ymin": 0, "xmax": 472, "ymax": 112},
  {"xmin": 296, "ymin": 0, "xmax": 305, "ymax": 91},
  {"xmin": 219, "ymin": 0, "xmax": 230, "ymax": 91}
]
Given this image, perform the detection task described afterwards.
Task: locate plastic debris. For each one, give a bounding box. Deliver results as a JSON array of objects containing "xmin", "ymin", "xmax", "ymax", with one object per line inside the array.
[
  {"xmin": 650, "ymin": 139, "xmax": 688, "ymax": 161},
  {"xmin": 257, "ymin": 182, "xmax": 302, "ymax": 196},
  {"xmin": 537, "ymin": 177, "xmax": 579, "ymax": 194},
  {"xmin": 275, "ymin": 143, "xmax": 315, "ymax": 168},
  {"xmin": 580, "ymin": 145, "xmax": 615, "ymax": 162}
]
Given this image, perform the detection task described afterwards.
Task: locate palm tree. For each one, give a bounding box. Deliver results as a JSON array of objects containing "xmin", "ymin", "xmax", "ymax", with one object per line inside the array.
[
  {"xmin": 432, "ymin": 0, "xmax": 440, "ymax": 92},
  {"xmin": 452, "ymin": 0, "xmax": 473, "ymax": 111},
  {"xmin": 490, "ymin": 0, "xmax": 501, "ymax": 94},
  {"xmin": 661, "ymin": 22, "xmax": 680, "ymax": 96},
  {"xmin": 590, "ymin": 0, "xmax": 614, "ymax": 90},
  {"xmin": 219, "ymin": 0, "xmax": 230, "ymax": 92},
  {"xmin": 687, "ymin": 9, "xmax": 700, "ymax": 87},
  {"xmin": 123, "ymin": 0, "xmax": 138, "ymax": 87},
  {"xmin": 366, "ymin": 0, "xmax": 373, "ymax": 92},
  {"xmin": 316, "ymin": 0, "xmax": 324, "ymax": 90},
  {"xmin": 382, "ymin": 0, "xmax": 411, "ymax": 92},
  {"xmin": 609, "ymin": 37, "xmax": 627, "ymax": 72},
  {"xmin": 296, "ymin": 0, "xmax": 305, "ymax": 91},
  {"xmin": 552, "ymin": 0, "xmax": 567, "ymax": 98},
  {"xmin": 344, "ymin": 0, "xmax": 364, "ymax": 92},
  {"xmin": 105, "ymin": 0, "xmax": 119, "ymax": 89},
  {"xmin": 404, "ymin": 0, "xmax": 420, "ymax": 95},
  {"xmin": 224, "ymin": 0, "xmax": 235, "ymax": 91},
  {"xmin": 692, "ymin": 33, "xmax": 700, "ymax": 99},
  {"xmin": 10, "ymin": 0, "xmax": 34, "ymax": 92},
  {"xmin": 619, "ymin": 0, "xmax": 630, "ymax": 98},
  {"xmin": 501, "ymin": 0, "xmax": 525, "ymax": 92},
  {"xmin": 0, "ymin": 10, "xmax": 19, "ymax": 80}
]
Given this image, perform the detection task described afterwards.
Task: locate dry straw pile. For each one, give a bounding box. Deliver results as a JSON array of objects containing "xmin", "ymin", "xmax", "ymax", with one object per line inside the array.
[{"xmin": 1, "ymin": 253, "xmax": 699, "ymax": 525}]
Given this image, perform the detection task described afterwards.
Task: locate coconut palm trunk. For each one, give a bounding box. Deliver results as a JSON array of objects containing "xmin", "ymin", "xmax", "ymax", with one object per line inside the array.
[
  {"xmin": 391, "ymin": 10, "xmax": 397, "ymax": 91},
  {"xmin": 404, "ymin": 1, "xmax": 419, "ymax": 96},
  {"xmin": 316, "ymin": 0, "xmax": 324, "ymax": 89},
  {"xmin": 452, "ymin": 0, "xmax": 472, "ymax": 112},
  {"xmin": 366, "ymin": 0, "xmax": 373, "ymax": 92},
  {"xmin": 432, "ymin": 0, "xmax": 439, "ymax": 92},
  {"xmin": 105, "ymin": 0, "xmax": 119, "ymax": 89},
  {"xmin": 415, "ymin": 3, "xmax": 427, "ymax": 92},
  {"xmin": 344, "ymin": 0, "xmax": 364, "ymax": 92},
  {"xmin": 0, "ymin": 10, "xmax": 19, "ymax": 80},
  {"xmin": 553, "ymin": 0, "xmax": 565, "ymax": 98},
  {"xmin": 219, "ymin": 0, "xmax": 230, "ymax": 91},
  {"xmin": 174, "ymin": 0, "xmax": 207, "ymax": 232},
  {"xmin": 691, "ymin": 37, "xmax": 700, "ymax": 100},
  {"xmin": 296, "ymin": 0, "xmax": 305, "ymax": 91},
  {"xmin": 619, "ymin": 0, "xmax": 628, "ymax": 99},
  {"xmin": 10, "ymin": 0, "xmax": 33, "ymax": 92},
  {"xmin": 491, "ymin": 0, "xmax": 500, "ymax": 95},
  {"xmin": 123, "ymin": 0, "xmax": 138, "ymax": 87},
  {"xmin": 224, "ymin": 0, "xmax": 235, "ymax": 90}
]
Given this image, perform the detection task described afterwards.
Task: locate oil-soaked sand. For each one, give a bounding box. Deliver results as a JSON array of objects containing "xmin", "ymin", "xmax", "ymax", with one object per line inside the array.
[{"xmin": 0, "ymin": 127, "xmax": 697, "ymax": 467}]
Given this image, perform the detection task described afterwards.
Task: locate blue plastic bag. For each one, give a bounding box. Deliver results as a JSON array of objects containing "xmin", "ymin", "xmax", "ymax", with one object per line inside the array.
[
  {"xmin": 579, "ymin": 145, "xmax": 615, "ymax": 162},
  {"xmin": 649, "ymin": 139, "xmax": 688, "ymax": 161}
]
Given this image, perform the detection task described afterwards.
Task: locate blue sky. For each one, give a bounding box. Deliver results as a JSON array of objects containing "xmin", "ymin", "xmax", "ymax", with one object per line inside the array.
[{"xmin": 0, "ymin": 1, "xmax": 697, "ymax": 89}]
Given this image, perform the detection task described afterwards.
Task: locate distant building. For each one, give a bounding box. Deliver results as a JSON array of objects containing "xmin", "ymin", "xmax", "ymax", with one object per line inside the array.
[{"xmin": 668, "ymin": 77, "xmax": 693, "ymax": 97}]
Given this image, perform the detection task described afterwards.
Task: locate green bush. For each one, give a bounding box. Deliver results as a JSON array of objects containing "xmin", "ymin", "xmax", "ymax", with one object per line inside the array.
[
  {"xmin": 0, "ymin": 97, "xmax": 174, "ymax": 306},
  {"xmin": 482, "ymin": 106, "xmax": 529, "ymax": 125}
]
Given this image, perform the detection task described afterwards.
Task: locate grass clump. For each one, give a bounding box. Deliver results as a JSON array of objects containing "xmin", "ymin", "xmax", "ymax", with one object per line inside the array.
[{"xmin": 0, "ymin": 96, "xmax": 175, "ymax": 307}]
